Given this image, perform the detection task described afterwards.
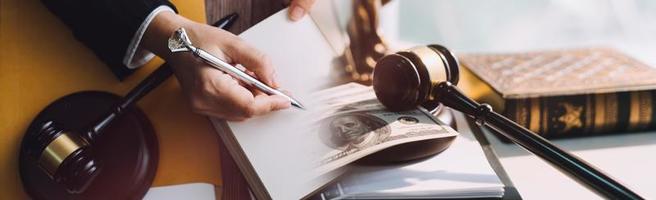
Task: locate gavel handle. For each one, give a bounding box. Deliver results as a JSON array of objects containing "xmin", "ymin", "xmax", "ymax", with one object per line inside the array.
[
  {"xmin": 88, "ymin": 65, "xmax": 173, "ymax": 139},
  {"xmin": 434, "ymin": 82, "xmax": 643, "ymax": 200}
]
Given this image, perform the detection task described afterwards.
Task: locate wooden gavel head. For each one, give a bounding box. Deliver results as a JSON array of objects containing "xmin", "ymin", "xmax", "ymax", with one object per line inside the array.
[
  {"xmin": 28, "ymin": 121, "xmax": 100, "ymax": 193},
  {"xmin": 20, "ymin": 91, "xmax": 159, "ymax": 199},
  {"xmin": 373, "ymin": 44, "xmax": 460, "ymax": 112}
]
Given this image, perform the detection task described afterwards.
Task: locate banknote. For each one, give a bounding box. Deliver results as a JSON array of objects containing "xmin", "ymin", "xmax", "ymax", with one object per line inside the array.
[{"xmin": 311, "ymin": 83, "xmax": 458, "ymax": 175}]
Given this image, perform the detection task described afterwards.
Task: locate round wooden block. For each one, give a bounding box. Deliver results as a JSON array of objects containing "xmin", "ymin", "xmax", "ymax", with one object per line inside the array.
[
  {"xmin": 19, "ymin": 91, "xmax": 158, "ymax": 199},
  {"xmin": 359, "ymin": 107, "xmax": 458, "ymax": 163}
]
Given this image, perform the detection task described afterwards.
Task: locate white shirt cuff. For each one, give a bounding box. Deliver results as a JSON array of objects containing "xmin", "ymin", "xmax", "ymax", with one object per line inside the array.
[{"xmin": 123, "ymin": 5, "xmax": 176, "ymax": 69}]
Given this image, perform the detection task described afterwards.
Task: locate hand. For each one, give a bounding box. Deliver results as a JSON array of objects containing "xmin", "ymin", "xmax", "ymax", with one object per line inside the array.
[
  {"xmin": 288, "ymin": 0, "xmax": 316, "ymax": 21},
  {"xmin": 143, "ymin": 12, "xmax": 291, "ymax": 121}
]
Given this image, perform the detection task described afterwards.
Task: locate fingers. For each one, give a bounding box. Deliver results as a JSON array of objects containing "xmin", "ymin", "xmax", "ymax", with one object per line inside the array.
[
  {"xmin": 242, "ymin": 94, "xmax": 291, "ymax": 117},
  {"xmin": 188, "ymin": 71, "xmax": 290, "ymax": 121},
  {"xmin": 223, "ymin": 39, "xmax": 277, "ymax": 86},
  {"xmin": 289, "ymin": 0, "xmax": 316, "ymax": 21},
  {"xmin": 222, "ymin": 92, "xmax": 290, "ymax": 121},
  {"xmin": 172, "ymin": 23, "xmax": 292, "ymax": 121}
]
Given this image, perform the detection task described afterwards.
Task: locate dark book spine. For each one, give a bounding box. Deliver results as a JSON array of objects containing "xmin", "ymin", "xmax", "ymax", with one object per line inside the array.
[{"xmin": 504, "ymin": 91, "xmax": 656, "ymax": 138}]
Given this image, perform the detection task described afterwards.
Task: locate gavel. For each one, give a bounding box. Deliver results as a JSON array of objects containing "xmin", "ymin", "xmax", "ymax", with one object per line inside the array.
[
  {"xmin": 372, "ymin": 44, "xmax": 643, "ymax": 200},
  {"xmin": 19, "ymin": 14, "xmax": 239, "ymax": 199}
]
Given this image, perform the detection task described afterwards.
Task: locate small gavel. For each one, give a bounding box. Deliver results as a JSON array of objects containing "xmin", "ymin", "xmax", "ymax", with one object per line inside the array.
[
  {"xmin": 24, "ymin": 14, "xmax": 239, "ymax": 194},
  {"xmin": 372, "ymin": 44, "xmax": 643, "ymax": 200}
]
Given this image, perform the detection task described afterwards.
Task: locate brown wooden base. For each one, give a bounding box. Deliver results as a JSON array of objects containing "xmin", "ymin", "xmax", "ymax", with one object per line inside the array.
[{"xmin": 19, "ymin": 91, "xmax": 158, "ymax": 199}]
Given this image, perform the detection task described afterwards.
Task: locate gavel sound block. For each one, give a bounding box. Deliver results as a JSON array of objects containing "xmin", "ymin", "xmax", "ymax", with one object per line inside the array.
[
  {"xmin": 18, "ymin": 15, "xmax": 238, "ymax": 199},
  {"xmin": 19, "ymin": 91, "xmax": 158, "ymax": 199},
  {"xmin": 18, "ymin": 64, "xmax": 174, "ymax": 199}
]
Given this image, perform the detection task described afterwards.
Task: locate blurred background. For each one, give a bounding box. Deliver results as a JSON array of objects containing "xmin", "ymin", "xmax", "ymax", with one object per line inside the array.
[
  {"xmin": 395, "ymin": 0, "xmax": 656, "ymax": 66},
  {"xmin": 372, "ymin": 1, "xmax": 656, "ymax": 199}
]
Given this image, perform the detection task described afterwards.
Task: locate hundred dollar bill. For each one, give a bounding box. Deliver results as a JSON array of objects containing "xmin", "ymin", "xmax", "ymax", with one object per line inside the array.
[{"xmin": 311, "ymin": 83, "xmax": 458, "ymax": 175}]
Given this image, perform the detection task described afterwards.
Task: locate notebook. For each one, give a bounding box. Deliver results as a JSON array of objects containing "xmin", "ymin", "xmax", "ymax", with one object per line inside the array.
[
  {"xmin": 210, "ymin": 8, "xmax": 344, "ymax": 200},
  {"xmin": 210, "ymin": 8, "xmax": 458, "ymax": 199}
]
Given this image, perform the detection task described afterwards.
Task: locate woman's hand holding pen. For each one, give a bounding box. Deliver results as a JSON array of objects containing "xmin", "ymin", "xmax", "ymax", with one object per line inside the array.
[
  {"xmin": 141, "ymin": 1, "xmax": 315, "ymax": 120},
  {"xmin": 163, "ymin": 13, "xmax": 292, "ymax": 121}
]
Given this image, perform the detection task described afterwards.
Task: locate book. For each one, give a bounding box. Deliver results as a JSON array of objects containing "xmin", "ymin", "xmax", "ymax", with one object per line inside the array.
[
  {"xmin": 211, "ymin": 9, "xmax": 458, "ymax": 200},
  {"xmin": 459, "ymin": 47, "xmax": 656, "ymax": 138},
  {"xmin": 211, "ymin": 9, "xmax": 340, "ymax": 200}
]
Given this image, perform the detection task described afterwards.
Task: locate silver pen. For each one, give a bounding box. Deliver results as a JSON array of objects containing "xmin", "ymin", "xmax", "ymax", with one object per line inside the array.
[{"xmin": 168, "ymin": 28, "xmax": 305, "ymax": 109}]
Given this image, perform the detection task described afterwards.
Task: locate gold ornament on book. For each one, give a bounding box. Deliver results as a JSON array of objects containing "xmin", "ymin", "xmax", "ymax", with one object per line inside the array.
[{"xmin": 557, "ymin": 103, "xmax": 583, "ymax": 132}]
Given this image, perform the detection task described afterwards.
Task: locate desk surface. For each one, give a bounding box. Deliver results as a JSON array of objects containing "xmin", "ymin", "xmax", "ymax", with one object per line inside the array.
[{"xmin": 485, "ymin": 125, "xmax": 656, "ymax": 199}]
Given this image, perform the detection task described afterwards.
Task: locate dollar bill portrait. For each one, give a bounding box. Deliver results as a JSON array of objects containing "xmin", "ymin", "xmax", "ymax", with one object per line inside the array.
[{"xmin": 319, "ymin": 112, "xmax": 391, "ymax": 150}]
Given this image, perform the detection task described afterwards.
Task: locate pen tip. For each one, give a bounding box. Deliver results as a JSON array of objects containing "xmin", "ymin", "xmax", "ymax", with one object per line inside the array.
[{"xmin": 291, "ymin": 100, "xmax": 305, "ymax": 110}]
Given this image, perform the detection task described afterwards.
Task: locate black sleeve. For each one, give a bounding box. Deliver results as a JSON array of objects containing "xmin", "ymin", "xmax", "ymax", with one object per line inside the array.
[{"xmin": 40, "ymin": 0, "xmax": 178, "ymax": 80}]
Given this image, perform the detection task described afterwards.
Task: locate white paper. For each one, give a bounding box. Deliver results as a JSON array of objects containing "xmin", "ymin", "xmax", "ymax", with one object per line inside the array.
[
  {"xmin": 144, "ymin": 183, "xmax": 216, "ymax": 200},
  {"xmin": 211, "ymin": 9, "xmax": 341, "ymax": 200}
]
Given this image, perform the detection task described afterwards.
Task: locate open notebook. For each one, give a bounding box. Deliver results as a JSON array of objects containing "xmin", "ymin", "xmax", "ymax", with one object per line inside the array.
[
  {"xmin": 210, "ymin": 9, "xmax": 343, "ymax": 200},
  {"xmin": 210, "ymin": 7, "xmax": 503, "ymax": 200},
  {"xmin": 210, "ymin": 8, "xmax": 459, "ymax": 199}
]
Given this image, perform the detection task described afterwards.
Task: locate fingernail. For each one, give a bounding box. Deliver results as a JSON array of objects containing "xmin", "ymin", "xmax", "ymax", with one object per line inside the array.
[{"xmin": 289, "ymin": 6, "xmax": 305, "ymax": 21}]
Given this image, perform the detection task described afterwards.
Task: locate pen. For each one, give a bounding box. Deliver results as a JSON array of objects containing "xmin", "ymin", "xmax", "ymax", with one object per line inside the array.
[
  {"xmin": 118, "ymin": 13, "xmax": 240, "ymax": 117},
  {"xmin": 168, "ymin": 27, "xmax": 305, "ymax": 109},
  {"xmin": 96, "ymin": 12, "xmax": 242, "ymax": 136}
]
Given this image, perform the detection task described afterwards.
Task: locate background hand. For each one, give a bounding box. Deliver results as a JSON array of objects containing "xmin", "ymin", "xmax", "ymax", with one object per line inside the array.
[{"xmin": 288, "ymin": 0, "xmax": 316, "ymax": 21}]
